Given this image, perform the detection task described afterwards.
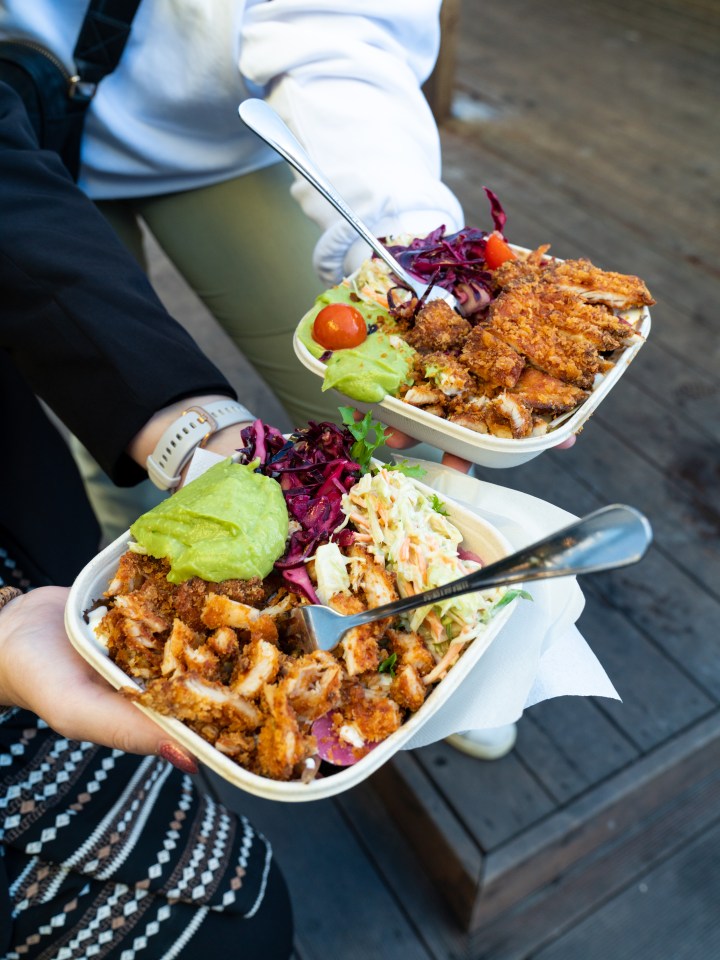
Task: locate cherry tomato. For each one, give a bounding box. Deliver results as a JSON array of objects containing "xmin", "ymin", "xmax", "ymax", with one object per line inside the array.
[
  {"xmin": 312, "ymin": 303, "xmax": 368, "ymax": 350},
  {"xmin": 484, "ymin": 232, "xmax": 517, "ymax": 270}
]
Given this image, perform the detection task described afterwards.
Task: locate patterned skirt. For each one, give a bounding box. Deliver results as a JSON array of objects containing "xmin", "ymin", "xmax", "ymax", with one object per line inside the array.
[{"xmin": 0, "ymin": 708, "xmax": 293, "ymax": 959}]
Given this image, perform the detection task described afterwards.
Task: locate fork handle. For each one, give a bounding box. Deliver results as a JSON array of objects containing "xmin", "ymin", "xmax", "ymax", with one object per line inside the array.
[
  {"xmin": 339, "ymin": 504, "xmax": 652, "ymax": 629},
  {"xmin": 238, "ymin": 99, "xmax": 424, "ymax": 296}
]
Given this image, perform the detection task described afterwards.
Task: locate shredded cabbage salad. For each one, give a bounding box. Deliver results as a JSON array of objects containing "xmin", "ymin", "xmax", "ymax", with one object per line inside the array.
[{"xmin": 341, "ymin": 468, "xmax": 508, "ymax": 658}]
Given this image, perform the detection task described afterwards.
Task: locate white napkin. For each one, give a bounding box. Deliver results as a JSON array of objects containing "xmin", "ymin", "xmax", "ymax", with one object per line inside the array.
[
  {"xmin": 184, "ymin": 450, "xmax": 619, "ymax": 749},
  {"xmin": 393, "ymin": 459, "xmax": 619, "ymax": 748}
]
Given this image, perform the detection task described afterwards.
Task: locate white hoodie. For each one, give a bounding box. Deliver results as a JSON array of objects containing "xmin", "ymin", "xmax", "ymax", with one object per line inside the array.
[{"xmin": 0, "ymin": 0, "xmax": 463, "ymax": 282}]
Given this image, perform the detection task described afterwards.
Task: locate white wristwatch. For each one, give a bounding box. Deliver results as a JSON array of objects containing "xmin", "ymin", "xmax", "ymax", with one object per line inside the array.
[{"xmin": 146, "ymin": 399, "xmax": 254, "ymax": 491}]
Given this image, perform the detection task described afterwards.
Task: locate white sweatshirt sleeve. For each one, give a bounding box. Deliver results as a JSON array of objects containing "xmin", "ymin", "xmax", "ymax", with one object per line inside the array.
[{"xmin": 239, "ymin": 0, "xmax": 465, "ymax": 284}]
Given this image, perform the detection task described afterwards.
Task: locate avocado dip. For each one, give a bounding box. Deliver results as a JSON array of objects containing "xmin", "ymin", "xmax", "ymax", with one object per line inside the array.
[
  {"xmin": 130, "ymin": 458, "xmax": 289, "ymax": 584},
  {"xmin": 297, "ymin": 286, "xmax": 416, "ymax": 403}
]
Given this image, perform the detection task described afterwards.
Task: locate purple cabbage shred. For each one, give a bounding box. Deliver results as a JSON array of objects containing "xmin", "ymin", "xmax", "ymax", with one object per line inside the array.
[
  {"xmin": 237, "ymin": 420, "xmax": 361, "ymax": 601},
  {"xmin": 380, "ymin": 188, "xmax": 510, "ymax": 317}
]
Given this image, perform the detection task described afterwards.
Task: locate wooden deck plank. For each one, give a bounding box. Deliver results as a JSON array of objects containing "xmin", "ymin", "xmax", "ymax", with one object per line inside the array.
[
  {"xmin": 558, "ymin": 423, "xmax": 720, "ymax": 592},
  {"xmin": 515, "ymin": 700, "xmax": 638, "ymax": 805},
  {"xmin": 468, "ymin": 768, "xmax": 720, "ymax": 959},
  {"xmin": 570, "ymin": 591, "xmax": 714, "ymax": 750},
  {"xmin": 372, "ymin": 713, "xmax": 720, "ymax": 940},
  {"xmin": 412, "ymin": 743, "xmax": 556, "ymax": 851},
  {"xmin": 532, "ymin": 808, "xmax": 720, "ymax": 960},
  {"xmin": 338, "ymin": 781, "xmax": 472, "ymax": 960},
  {"xmin": 454, "ymin": 0, "xmax": 720, "ymax": 241}
]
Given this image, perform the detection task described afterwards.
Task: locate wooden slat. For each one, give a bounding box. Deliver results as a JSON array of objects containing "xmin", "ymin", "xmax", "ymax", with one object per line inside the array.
[
  {"xmin": 371, "ymin": 714, "xmax": 720, "ymax": 939},
  {"xmin": 573, "ymin": 590, "xmax": 714, "ymax": 751},
  {"xmin": 530, "ymin": 792, "xmax": 720, "ymax": 960},
  {"xmin": 338, "ymin": 780, "xmax": 472, "ymax": 960},
  {"xmin": 514, "ymin": 702, "xmax": 638, "ymax": 806},
  {"xmin": 475, "ymin": 712, "xmax": 720, "ymax": 926},
  {"xmin": 413, "ymin": 743, "xmax": 556, "ymax": 851},
  {"xmin": 471, "ymin": 770, "xmax": 720, "ymax": 959},
  {"xmin": 518, "ymin": 697, "xmax": 639, "ymax": 797}
]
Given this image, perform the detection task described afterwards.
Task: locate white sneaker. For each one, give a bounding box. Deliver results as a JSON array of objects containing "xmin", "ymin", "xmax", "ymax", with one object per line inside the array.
[{"xmin": 445, "ymin": 723, "xmax": 518, "ymax": 760}]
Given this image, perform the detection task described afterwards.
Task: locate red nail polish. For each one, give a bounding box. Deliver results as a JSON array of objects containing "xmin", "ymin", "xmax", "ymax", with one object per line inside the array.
[{"xmin": 158, "ymin": 741, "xmax": 198, "ymax": 775}]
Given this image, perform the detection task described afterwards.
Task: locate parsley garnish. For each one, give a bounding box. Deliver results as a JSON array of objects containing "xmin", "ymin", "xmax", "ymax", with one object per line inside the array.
[
  {"xmin": 339, "ymin": 408, "xmax": 426, "ymax": 479},
  {"xmin": 378, "ymin": 652, "xmax": 398, "ymax": 676},
  {"xmin": 386, "ymin": 460, "xmax": 426, "ymax": 479},
  {"xmin": 430, "ymin": 493, "xmax": 449, "ymax": 515},
  {"xmin": 339, "ymin": 406, "xmax": 389, "ymax": 473},
  {"xmin": 491, "ymin": 588, "xmax": 533, "ymax": 614}
]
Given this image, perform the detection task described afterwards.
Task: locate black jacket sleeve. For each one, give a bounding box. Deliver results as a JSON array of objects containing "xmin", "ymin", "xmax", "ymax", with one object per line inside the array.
[{"xmin": 0, "ymin": 81, "xmax": 236, "ymax": 486}]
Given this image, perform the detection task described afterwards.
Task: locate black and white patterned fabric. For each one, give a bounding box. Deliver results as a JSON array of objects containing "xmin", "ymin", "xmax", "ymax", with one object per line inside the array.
[
  {"xmin": 0, "ymin": 549, "xmax": 292, "ymax": 959},
  {"xmin": 0, "ymin": 708, "xmax": 292, "ymax": 959}
]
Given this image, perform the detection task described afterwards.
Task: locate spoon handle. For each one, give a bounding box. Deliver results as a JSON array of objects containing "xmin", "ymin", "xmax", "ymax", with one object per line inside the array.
[
  {"xmin": 341, "ymin": 504, "xmax": 652, "ymax": 629},
  {"xmin": 238, "ymin": 98, "xmax": 420, "ymax": 293}
]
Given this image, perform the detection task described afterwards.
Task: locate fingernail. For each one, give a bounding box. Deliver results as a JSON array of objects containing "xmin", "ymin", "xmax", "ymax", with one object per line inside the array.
[{"xmin": 158, "ymin": 741, "xmax": 198, "ymax": 775}]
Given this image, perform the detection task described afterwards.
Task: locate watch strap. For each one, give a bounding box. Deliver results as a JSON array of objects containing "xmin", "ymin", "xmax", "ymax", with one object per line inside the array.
[{"xmin": 146, "ymin": 399, "xmax": 254, "ymax": 491}]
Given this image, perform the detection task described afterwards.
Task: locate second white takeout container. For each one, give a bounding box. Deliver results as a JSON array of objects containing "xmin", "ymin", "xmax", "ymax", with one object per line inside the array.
[
  {"xmin": 65, "ymin": 477, "xmax": 517, "ymax": 802},
  {"xmin": 293, "ymin": 250, "xmax": 652, "ymax": 469}
]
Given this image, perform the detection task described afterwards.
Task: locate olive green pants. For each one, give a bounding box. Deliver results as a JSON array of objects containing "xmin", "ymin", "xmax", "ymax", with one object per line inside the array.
[{"xmin": 73, "ymin": 164, "xmax": 347, "ymax": 541}]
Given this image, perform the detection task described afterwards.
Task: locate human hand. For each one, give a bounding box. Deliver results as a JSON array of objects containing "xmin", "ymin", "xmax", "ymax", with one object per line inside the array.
[{"xmin": 0, "ymin": 588, "xmax": 197, "ymax": 772}]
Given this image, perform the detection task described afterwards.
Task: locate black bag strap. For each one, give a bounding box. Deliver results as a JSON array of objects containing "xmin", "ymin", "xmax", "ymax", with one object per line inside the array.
[{"xmin": 72, "ymin": 0, "xmax": 143, "ymax": 88}]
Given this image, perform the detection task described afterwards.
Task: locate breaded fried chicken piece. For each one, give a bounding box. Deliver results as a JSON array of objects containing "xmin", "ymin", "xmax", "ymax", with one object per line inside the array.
[
  {"xmin": 331, "ymin": 592, "xmax": 382, "ymax": 676},
  {"xmin": 482, "ymin": 393, "xmax": 534, "ymax": 439},
  {"xmin": 343, "ymin": 681, "xmax": 403, "ymax": 743},
  {"xmin": 460, "ymin": 325, "xmax": 526, "ymax": 388},
  {"xmin": 549, "ymin": 258, "xmax": 655, "ymax": 309},
  {"xmin": 132, "ymin": 672, "xmax": 263, "ymax": 731},
  {"xmin": 256, "ymin": 683, "xmax": 309, "ymax": 780},
  {"xmin": 113, "ymin": 592, "xmax": 170, "ymax": 633},
  {"xmin": 387, "ymin": 628, "xmax": 435, "ymax": 677},
  {"xmin": 210, "ymin": 576, "xmax": 267, "ymax": 607},
  {"xmin": 402, "ymin": 382, "xmax": 447, "ymax": 408},
  {"xmin": 447, "ymin": 395, "xmax": 491, "ymax": 435},
  {"xmin": 174, "ymin": 577, "xmax": 211, "ymax": 632},
  {"xmin": 101, "ymin": 607, "xmax": 164, "ymax": 679},
  {"xmin": 405, "ymin": 299, "xmax": 472, "ymax": 353},
  {"xmin": 281, "ymin": 650, "xmax": 343, "ymax": 722},
  {"xmin": 230, "ymin": 637, "xmax": 281, "ymax": 699},
  {"xmin": 488, "ymin": 281, "xmax": 601, "ymax": 389},
  {"xmin": 105, "ymin": 552, "xmax": 170, "ymax": 597},
  {"xmin": 420, "ymin": 352, "xmax": 477, "ymax": 397},
  {"xmin": 391, "ymin": 664, "xmax": 427, "ymax": 711},
  {"xmin": 509, "ymin": 366, "xmax": 589, "ymax": 414},
  {"xmin": 492, "ymin": 246, "xmax": 552, "ymax": 288},
  {"xmin": 527, "ymin": 285, "xmax": 639, "ymax": 351}
]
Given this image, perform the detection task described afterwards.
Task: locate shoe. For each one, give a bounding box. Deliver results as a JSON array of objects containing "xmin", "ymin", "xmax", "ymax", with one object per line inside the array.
[{"xmin": 445, "ymin": 723, "xmax": 517, "ymax": 760}]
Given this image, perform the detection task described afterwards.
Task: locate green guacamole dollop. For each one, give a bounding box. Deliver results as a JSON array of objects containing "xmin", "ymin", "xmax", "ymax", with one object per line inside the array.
[
  {"xmin": 297, "ymin": 286, "xmax": 416, "ymax": 403},
  {"xmin": 130, "ymin": 458, "xmax": 289, "ymax": 584}
]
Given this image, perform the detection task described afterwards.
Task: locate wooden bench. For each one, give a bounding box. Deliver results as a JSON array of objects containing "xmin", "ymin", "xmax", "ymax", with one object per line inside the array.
[{"xmin": 424, "ymin": 0, "xmax": 461, "ymax": 124}]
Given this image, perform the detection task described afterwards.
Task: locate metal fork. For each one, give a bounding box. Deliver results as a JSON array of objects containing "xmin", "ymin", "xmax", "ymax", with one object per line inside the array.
[
  {"xmin": 291, "ymin": 504, "xmax": 652, "ymax": 653},
  {"xmin": 238, "ymin": 98, "xmax": 459, "ymax": 312}
]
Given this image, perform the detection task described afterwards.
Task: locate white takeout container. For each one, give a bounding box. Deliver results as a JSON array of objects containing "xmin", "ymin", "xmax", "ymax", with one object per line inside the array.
[
  {"xmin": 293, "ymin": 251, "xmax": 652, "ymax": 469},
  {"xmin": 65, "ymin": 477, "xmax": 517, "ymax": 803}
]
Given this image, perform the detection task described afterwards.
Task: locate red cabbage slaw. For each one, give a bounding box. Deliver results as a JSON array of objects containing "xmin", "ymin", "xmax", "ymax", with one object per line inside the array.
[
  {"xmin": 382, "ymin": 187, "xmax": 508, "ymax": 317},
  {"xmin": 237, "ymin": 420, "xmax": 360, "ymax": 603}
]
